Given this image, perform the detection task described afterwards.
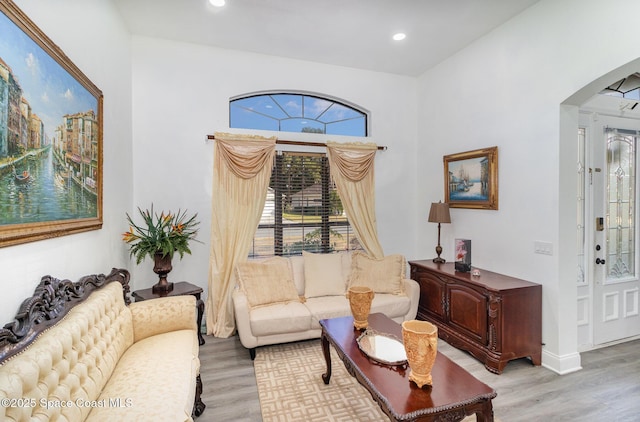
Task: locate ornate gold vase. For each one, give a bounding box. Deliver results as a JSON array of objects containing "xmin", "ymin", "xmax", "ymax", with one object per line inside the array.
[
  {"xmin": 152, "ymin": 252, "xmax": 174, "ymax": 294},
  {"xmin": 401, "ymin": 320, "xmax": 438, "ymax": 388},
  {"xmin": 346, "ymin": 286, "xmax": 375, "ymax": 330}
]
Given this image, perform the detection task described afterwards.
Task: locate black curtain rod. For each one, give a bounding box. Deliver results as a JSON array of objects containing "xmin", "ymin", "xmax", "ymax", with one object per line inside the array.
[{"xmin": 206, "ymin": 134, "xmax": 387, "ymax": 151}]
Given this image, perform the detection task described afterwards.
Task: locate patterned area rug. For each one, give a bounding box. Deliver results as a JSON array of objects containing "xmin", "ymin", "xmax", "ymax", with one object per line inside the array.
[{"xmin": 254, "ymin": 339, "xmax": 483, "ymax": 421}]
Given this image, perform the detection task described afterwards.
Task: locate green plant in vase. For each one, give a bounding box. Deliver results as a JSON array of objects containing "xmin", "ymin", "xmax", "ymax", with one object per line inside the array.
[{"xmin": 123, "ymin": 205, "xmax": 200, "ymax": 293}]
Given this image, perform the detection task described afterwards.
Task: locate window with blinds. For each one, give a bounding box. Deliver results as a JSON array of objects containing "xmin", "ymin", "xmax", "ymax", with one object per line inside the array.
[{"xmin": 249, "ymin": 151, "xmax": 360, "ymax": 257}]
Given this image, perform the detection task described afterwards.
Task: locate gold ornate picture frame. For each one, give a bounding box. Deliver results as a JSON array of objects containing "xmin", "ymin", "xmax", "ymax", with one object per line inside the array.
[
  {"xmin": 444, "ymin": 146, "xmax": 498, "ymax": 210},
  {"xmin": 0, "ymin": 1, "xmax": 103, "ymax": 247}
]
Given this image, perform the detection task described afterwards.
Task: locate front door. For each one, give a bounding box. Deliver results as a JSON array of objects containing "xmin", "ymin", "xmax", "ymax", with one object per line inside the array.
[{"xmin": 592, "ymin": 128, "xmax": 640, "ymax": 344}]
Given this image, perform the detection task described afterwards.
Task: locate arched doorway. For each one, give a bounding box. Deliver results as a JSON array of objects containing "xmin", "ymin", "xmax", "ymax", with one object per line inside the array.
[{"xmin": 563, "ymin": 58, "xmax": 640, "ymax": 351}]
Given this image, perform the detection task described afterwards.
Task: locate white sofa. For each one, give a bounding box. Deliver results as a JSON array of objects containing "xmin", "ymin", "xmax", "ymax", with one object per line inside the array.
[{"xmin": 232, "ymin": 251, "xmax": 420, "ymax": 359}]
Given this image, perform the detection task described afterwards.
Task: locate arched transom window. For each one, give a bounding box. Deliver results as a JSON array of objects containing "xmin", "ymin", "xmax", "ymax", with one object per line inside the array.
[{"xmin": 229, "ymin": 92, "xmax": 368, "ymax": 136}]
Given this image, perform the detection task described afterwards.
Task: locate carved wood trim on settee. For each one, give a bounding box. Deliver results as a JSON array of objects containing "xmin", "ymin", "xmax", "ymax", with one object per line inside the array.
[{"xmin": 0, "ymin": 268, "xmax": 131, "ymax": 363}]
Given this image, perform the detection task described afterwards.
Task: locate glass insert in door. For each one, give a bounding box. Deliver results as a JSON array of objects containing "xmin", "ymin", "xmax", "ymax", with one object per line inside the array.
[{"xmin": 606, "ymin": 130, "xmax": 636, "ymax": 279}]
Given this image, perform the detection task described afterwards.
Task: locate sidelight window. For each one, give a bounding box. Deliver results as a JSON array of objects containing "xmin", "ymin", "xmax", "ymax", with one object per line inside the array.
[{"xmin": 577, "ymin": 128, "xmax": 586, "ymax": 285}]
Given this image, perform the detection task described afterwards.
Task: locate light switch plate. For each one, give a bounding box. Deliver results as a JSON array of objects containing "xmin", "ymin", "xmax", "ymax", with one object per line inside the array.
[{"xmin": 534, "ymin": 241, "xmax": 553, "ymax": 255}]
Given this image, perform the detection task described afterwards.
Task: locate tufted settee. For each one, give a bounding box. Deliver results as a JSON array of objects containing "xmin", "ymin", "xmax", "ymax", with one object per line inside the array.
[
  {"xmin": 0, "ymin": 268, "xmax": 205, "ymax": 421},
  {"xmin": 232, "ymin": 251, "xmax": 420, "ymax": 359}
]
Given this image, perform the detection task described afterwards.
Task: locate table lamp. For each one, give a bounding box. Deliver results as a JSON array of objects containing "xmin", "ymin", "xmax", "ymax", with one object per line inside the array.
[{"xmin": 428, "ymin": 201, "xmax": 451, "ymax": 263}]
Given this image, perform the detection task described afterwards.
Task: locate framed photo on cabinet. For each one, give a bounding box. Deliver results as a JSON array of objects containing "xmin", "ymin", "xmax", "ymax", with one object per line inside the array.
[
  {"xmin": 0, "ymin": 1, "xmax": 103, "ymax": 247},
  {"xmin": 444, "ymin": 146, "xmax": 498, "ymax": 210}
]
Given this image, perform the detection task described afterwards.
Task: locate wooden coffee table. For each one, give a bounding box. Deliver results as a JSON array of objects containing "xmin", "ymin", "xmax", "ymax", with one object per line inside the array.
[{"xmin": 320, "ymin": 313, "xmax": 496, "ymax": 422}]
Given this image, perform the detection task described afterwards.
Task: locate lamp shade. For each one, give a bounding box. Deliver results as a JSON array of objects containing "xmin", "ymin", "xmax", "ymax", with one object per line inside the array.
[{"xmin": 428, "ymin": 202, "xmax": 451, "ymax": 224}]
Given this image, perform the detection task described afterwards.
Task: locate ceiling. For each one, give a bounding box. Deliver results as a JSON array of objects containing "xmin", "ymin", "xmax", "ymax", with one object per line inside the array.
[{"xmin": 112, "ymin": 0, "xmax": 540, "ymax": 77}]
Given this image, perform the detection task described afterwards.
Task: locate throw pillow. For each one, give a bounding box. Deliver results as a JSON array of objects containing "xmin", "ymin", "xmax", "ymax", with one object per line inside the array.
[
  {"xmin": 236, "ymin": 257, "xmax": 301, "ymax": 309},
  {"xmin": 303, "ymin": 251, "xmax": 346, "ymax": 298},
  {"xmin": 348, "ymin": 251, "xmax": 405, "ymax": 295}
]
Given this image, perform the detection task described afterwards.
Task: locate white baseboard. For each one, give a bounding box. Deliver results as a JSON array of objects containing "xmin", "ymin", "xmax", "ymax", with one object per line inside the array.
[
  {"xmin": 578, "ymin": 334, "xmax": 640, "ymax": 353},
  {"xmin": 541, "ymin": 349, "xmax": 582, "ymax": 375}
]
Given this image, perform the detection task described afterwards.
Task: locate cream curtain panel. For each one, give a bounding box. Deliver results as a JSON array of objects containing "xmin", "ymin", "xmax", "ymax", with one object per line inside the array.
[
  {"xmin": 326, "ymin": 141, "xmax": 384, "ymax": 259},
  {"xmin": 207, "ymin": 132, "xmax": 276, "ymax": 337}
]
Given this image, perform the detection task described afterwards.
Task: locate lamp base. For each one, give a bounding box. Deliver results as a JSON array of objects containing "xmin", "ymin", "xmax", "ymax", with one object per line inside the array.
[{"xmin": 433, "ymin": 244, "xmax": 445, "ymax": 263}]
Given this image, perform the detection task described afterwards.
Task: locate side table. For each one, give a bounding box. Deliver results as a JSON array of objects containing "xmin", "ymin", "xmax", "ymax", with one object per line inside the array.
[{"xmin": 132, "ymin": 281, "xmax": 205, "ymax": 345}]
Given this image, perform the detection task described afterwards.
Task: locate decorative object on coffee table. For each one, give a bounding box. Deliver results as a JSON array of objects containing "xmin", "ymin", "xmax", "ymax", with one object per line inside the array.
[
  {"xmin": 402, "ymin": 319, "xmax": 438, "ymax": 388},
  {"xmin": 455, "ymin": 238, "xmax": 471, "ymax": 272},
  {"xmin": 347, "ymin": 285, "xmax": 375, "ymax": 329},
  {"xmin": 356, "ymin": 329, "xmax": 407, "ymax": 366},
  {"xmin": 428, "ymin": 201, "xmax": 451, "ymax": 263},
  {"xmin": 123, "ymin": 205, "xmax": 200, "ymax": 294}
]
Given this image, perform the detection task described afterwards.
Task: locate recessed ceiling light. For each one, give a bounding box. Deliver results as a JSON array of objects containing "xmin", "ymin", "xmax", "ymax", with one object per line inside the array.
[
  {"xmin": 392, "ymin": 33, "xmax": 406, "ymax": 41},
  {"xmin": 209, "ymin": 0, "xmax": 225, "ymax": 7}
]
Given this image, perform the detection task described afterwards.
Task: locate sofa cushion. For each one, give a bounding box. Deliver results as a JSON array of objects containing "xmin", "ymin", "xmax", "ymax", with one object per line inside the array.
[
  {"xmin": 341, "ymin": 251, "xmax": 352, "ymax": 280},
  {"xmin": 348, "ymin": 252, "xmax": 405, "ymax": 295},
  {"xmin": 289, "ymin": 255, "xmax": 306, "ymax": 296},
  {"xmin": 249, "ymin": 302, "xmax": 313, "ymax": 336},
  {"xmin": 305, "ymin": 294, "xmax": 411, "ymax": 330},
  {"xmin": 236, "ymin": 257, "xmax": 301, "ymax": 309},
  {"xmin": 130, "ymin": 295, "xmax": 196, "ymax": 342},
  {"xmin": 304, "ymin": 296, "xmax": 352, "ymax": 329},
  {"xmin": 370, "ymin": 293, "xmax": 411, "ymax": 319},
  {"xmin": 302, "ymin": 252, "xmax": 346, "ymax": 298},
  {"xmin": 86, "ymin": 329, "xmax": 199, "ymax": 421}
]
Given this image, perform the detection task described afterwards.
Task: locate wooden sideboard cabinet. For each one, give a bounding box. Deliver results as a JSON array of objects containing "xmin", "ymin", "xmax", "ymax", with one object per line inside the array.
[{"xmin": 409, "ymin": 260, "xmax": 542, "ymax": 374}]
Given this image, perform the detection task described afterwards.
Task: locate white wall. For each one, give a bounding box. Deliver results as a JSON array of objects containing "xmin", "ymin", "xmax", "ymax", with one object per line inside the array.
[
  {"xmin": 129, "ymin": 36, "xmax": 419, "ymax": 292},
  {"xmin": 7, "ymin": 0, "xmax": 640, "ymax": 375},
  {"xmin": 0, "ymin": 0, "xmax": 133, "ymax": 323},
  {"xmin": 417, "ymin": 0, "xmax": 640, "ymax": 373}
]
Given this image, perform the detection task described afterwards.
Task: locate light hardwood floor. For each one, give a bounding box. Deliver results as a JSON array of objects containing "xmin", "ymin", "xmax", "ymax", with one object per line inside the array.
[{"xmin": 197, "ymin": 334, "xmax": 640, "ymax": 421}]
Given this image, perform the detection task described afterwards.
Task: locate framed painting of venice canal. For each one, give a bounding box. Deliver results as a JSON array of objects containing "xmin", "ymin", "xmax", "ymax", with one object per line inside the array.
[
  {"xmin": 444, "ymin": 146, "xmax": 498, "ymax": 210},
  {"xmin": 0, "ymin": 0, "xmax": 103, "ymax": 247}
]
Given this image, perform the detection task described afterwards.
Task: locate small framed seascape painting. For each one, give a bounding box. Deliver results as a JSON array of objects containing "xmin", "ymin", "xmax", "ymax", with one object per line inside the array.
[{"xmin": 443, "ymin": 146, "xmax": 498, "ymax": 210}]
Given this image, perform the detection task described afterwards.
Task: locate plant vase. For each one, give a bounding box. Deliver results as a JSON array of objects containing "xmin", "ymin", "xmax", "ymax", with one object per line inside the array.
[
  {"xmin": 152, "ymin": 252, "xmax": 174, "ymax": 294},
  {"xmin": 401, "ymin": 320, "xmax": 438, "ymax": 388},
  {"xmin": 346, "ymin": 286, "xmax": 375, "ymax": 330}
]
